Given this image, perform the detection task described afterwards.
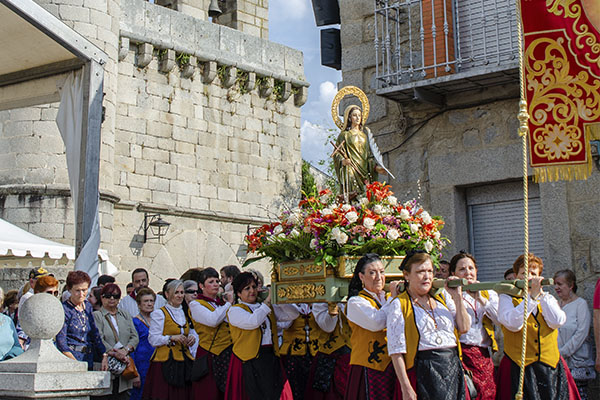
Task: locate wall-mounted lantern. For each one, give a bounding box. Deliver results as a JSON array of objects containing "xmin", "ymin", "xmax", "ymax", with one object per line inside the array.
[{"xmin": 144, "ymin": 213, "xmax": 171, "ymax": 243}]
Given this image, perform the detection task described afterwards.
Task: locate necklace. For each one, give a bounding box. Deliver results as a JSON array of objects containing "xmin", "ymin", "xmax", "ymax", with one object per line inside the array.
[
  {"xmin": 464, "ymin": 294, "xmax": 479, "ymax": 324},
  {"xmin": 412, "ymin": 295, "xmax": 443, "ymax": 345}
]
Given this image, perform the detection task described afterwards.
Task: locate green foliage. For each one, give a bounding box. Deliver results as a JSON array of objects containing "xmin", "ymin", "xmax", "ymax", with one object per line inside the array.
[
  {"xmin": 273, "ymin": 80, "xmax": 285, "ymax": 101},
  {"xmin": 176, "ymin": 52, "xmax": 191, "ymax": 66},
  {"xmin": 301, "ymin": 160, "xmax": 317, "ymax": 199},
  {"xmin": 216, "ymin": 65, "xmax": 227, "ymax": 84},
  {"xmin": 236, "ymin": 70, "xmax": 250, "ymax": 95}
]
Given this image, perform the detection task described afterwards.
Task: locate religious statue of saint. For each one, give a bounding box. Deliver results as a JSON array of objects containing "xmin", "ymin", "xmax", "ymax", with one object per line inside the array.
[{"xmin": 331, "ymin": 86, "xmax": 394, "ymax": 199}]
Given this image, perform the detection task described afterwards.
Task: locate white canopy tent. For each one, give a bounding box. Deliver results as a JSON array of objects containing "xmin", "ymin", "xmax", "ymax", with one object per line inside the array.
[
  {"xmin": 0, "ymin": 0, "xmax": 108, "ymax": 283},
  {"xmin": 0, "ymin": 218, "xmax": 117, "ymax": 275}
]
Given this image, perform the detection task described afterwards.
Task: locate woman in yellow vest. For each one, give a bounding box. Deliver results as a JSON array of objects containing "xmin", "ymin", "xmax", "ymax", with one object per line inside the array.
[
  {"xmin": 496, "ymin": 253, "xmax": 580, "ymax": 400},
  {"xmin": 224, "ymin": 271, "xmax": 292, "ymax": 400},
  {"xmin": 277, "ymin": 303, "xmax": 322, "ymax": 400},
  {"xmin": 190, "ymin": 267, "xmax": 233, "ymax": 400},
  {"xmin": 449, "ymin": 251, "xmax": 499, "ymax": 400},
  {"xmin": 387, "ymin": 251, "xmax": 471, "ymax": 400},
  {"xmin": 143, "ymin": 279, "xmax": 196, "ymax": 400},
  {"xmin": 305, "ymin": 302, "xmax": 352, "ymax": 400},
  {"xmin": 345, "ymin": 253, "xmax": 397, "ymax": 400}
]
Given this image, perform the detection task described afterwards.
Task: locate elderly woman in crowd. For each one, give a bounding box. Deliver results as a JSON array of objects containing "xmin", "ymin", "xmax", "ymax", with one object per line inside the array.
[
  {"xmin": 554, "ymin": 269, "xmax": 596, "ymax": 400},
  {"xmin": 56, "ymin": 271, "xmax": 107, "ymax": 371},
  {"xmin": 496, "ymin": 253, "xmax": 579, "ymax": 399},
  {"xmin": 130, "ymin": 288, "xmax": 157, "ymax": 400},
  {"xmin": 143, "ymin": 279, "xmax": 196, "ymax": 400},
  {"xmin": 449, "ymin": 251, "xmax": 499, "ymax": 400},
  {"xmin": 387, "ymin": 252, "xmax": 470, "ymax": 400},
  {"xmin": 93, "ymin": 283, "xmax": 139, "ymax": 399},
  {"xmin": 0, "ymin": 287, "xmax": 24, "ymax": 361}
]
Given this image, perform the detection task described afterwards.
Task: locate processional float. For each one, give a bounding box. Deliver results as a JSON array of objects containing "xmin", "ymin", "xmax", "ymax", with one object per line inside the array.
[{"xmin": 244, "ymin": 0, "xmax": 600, "ymax": 397}]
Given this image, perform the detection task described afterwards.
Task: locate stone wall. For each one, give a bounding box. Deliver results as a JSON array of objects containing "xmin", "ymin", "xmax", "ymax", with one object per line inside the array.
[{"xmin": 0, "ymin": 0, "xmax": 306, "ymax": 288}]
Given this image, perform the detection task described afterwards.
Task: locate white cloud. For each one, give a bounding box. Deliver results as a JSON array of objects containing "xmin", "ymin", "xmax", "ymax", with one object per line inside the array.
[
  {"xmin": 270, "ymin": 0, "xmax": 309, "ymax": 21},
  {"xmin": 301, "ymin": 120, "xmax": 335, "ymax": 167},
  {"xmin": 319, "ymin": 81, "xmax": 337, "ymax": 104}
]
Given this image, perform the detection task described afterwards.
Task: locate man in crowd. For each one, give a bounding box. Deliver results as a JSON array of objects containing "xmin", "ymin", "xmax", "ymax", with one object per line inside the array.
[
  {"xmin": 118, "ymin": 268, "xmax": 166, "ymax": 317},
  {"xmin": 97, "ymin": 274, "xmax": 115, "ymax": 288},
  {"xmin": 435, "ymin": 260, "xmax": 450, "ymax": 279}
]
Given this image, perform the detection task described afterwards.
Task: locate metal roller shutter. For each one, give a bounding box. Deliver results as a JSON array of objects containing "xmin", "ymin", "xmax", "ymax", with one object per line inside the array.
[{"xmin": 468, "ymin": 198, "xmax": 544, "ymax": 282}]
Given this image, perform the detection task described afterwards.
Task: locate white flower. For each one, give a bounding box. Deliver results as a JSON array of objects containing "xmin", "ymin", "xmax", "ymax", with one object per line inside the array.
[
  {"xmin": 387, "ymin": 229, "xmax": 400, "ymax": 240},
  {"xmin": 409, "ymin": 223, "xmax": 420, "ymax": 234},
  {"xmin": 388, "ymin": 196, "xmax": 398, "ymax": 206},
  {"xmin": 345, "ymin": 211, "xmax": 358, "ymax": 224},
  {"xmin": 310, "ymin": 238, "xmax": 318, "ymax": 249},
  {"xmin": 341, "ymin": 204, "xmax": 352, "ymax": 212},
  {"xmin": 421, "ymin": 211, "xmax": 432, "ymax": 225},
  {"xmin": 287, "ymin": 210, "xmax": 301, "ymax": 225},
  {"xmin": 363, "ymin": 218, "xmax": 376, "ymax": 230},
  {"xmin": 273, "ymin": 225, "xmax": 283, "ymax": 235},
  {"xmin": 289, "ymin": 229, "xmax": 299, "ymax": 237},
  {"xmin": 358, "ymin": 197, "xmax": 369, "ymax": 207},
  {"xmin": 400, "ymin": 209, "xmax": 410, "ymax": 220},
  {"xmin": 373, "ymin": 204, "xmax": 384, "ymax": 215},
  {"xmin": 321, "ymin": 208, "xmax": 333, "ymax": 216},
  {"xmin": 424, "ymin": 240, "xmax": 434, "ymax": 252},
  {"xmin": 433, "ymin": 231, "xmax": 441, "ymax": 240},
  {"xmin": 331, "ymin": 227, "xmax": 348, "ymax": 245},
  {"xmin": 382, "ymin": 206, "xmax": 392, "ymax": 216}
]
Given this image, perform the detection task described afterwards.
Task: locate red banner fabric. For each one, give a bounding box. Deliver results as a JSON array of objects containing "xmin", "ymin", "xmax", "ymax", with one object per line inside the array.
[{"xmin": 521, "ymin": 0, "xmax": 600, "ymax": 182}]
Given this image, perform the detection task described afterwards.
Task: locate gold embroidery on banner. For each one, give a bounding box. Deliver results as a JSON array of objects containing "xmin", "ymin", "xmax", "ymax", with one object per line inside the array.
[
  {"xmin": 546, "ymin": 0, "xmax": 600, "ymax": 66},
  {"xmin": 277, "ymin": 284, "xmax": 326, "ymax": 300},
  {"xmin": 282, "ymin": 264, "xmax": 323, "ymax": 276},
  {"xmin": 526, "ymin": 36, "xmax": 600, "ymax": 162}
]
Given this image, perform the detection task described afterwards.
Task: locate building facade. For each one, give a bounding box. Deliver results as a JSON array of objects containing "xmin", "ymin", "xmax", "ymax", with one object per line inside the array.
[
  {"xmin": 339, "ymin": 0, "xmax": 600, "ymax": 298},
  {"xmin": 0, "ymin": 0, "xmax": 307, "ymax": 288}
]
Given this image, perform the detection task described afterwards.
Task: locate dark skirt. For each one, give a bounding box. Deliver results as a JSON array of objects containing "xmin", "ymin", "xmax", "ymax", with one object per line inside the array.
[
  {"xmin": 496, "ymin": 355, "xmax": 581, "ymax": 400},
  {"xmin": 282, "ymin": 353, "xmax": 313, "ymax": 400},
  {"xmin": 461, "ymin": 344, "xmax": 496, "ymax": 400},
  {"xmin": 141, "ymin": 361, "xmax": 193, "ymax": 400},
  {"xmin": 224, "ymin": 346, "xmax": 293, "ymax": 400},
  {"xmin": 344, "ymin": 362, "xmax": 400, "ymax": 400},
  {"xmin": 191, "ymin": 345, "xmax": 232, "ymax": 400},
  {"xmin": 305, "ymin": 347, "xmax": 351, "ymax": 400},
  {"xmin": 415, "ymin": 348, "xmax": 466, "ymax": 400}
]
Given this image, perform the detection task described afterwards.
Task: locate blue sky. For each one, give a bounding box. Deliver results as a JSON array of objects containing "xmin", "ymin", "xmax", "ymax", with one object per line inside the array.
[{"xmin": 269, "ymin": 0, "xmax": 342, "ymax": 169}]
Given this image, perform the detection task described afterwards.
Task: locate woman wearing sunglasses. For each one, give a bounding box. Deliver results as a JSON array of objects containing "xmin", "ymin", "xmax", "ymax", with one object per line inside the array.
[
  {"xmin": 93, "ymin": 283, "xmax": 139, "ymax": 400},
  {"xmin": 33, "ymin": 275, "xmax": 60, "ymax": 297}
]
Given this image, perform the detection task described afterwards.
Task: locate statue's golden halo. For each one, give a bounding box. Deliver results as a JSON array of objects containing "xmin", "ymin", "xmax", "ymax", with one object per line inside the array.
[{"xmin": 331, "ymin": 86, "xmax": 370, "ymax": 130}]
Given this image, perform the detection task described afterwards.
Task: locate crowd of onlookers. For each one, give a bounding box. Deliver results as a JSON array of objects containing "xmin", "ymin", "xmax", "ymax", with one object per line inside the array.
[{"xmin": 0, "ymin": 259, "xmax": 599, "ymax": 399}]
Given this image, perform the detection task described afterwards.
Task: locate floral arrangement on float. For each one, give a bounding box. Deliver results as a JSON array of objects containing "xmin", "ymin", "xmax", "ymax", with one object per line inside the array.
[{"xmin": 244, "ymin": 183, "xmax": 449, "ymax": 304}]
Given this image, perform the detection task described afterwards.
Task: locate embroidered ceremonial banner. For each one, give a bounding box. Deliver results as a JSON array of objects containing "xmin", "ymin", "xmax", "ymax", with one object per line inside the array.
[{"xmin": 521, "ymin": 0, "xmax": 600, "ymax": 182}]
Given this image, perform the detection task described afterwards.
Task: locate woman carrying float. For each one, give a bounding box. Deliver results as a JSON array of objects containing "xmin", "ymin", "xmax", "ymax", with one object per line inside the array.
[
  {"xmin": 387, "ymin": 251, "xmax": 471, "ymax": 400},
  {"xmin": 225, "ymin": 271, "xmax": 291, "ymax": 400},
  {"xmin": 345, "ymin": 253, "xmax": 396, "ymax": 400},
  {"xmin": 277, "ymin": 303, "xmax": 322, "ymax": 400},
  {"xmin": 189, "ymin": 267, "xmax": 233, "ymax": 400},
  {"xmin": 449, "ymin": 252, "xmax": 499, "ymax": 400},
  {"xmin": 496, "ymin": 253, "xmax": 580, "ymax": 400},
  {"xmin": 305, "ymin": 302, "xmax": 352, "ymax": 400}
]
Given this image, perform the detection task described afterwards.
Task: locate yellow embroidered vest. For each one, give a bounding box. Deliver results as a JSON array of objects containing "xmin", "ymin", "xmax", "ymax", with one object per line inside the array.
[
  {"xmin": 281, "ymin": 311, "xmax": 321, "ymax": 356},
  {"xmin": 348, "ymin": 290, "xmax": 391, "ymax": 371},
  {"xmin": 480, "ymin": 291, "xmax": 498, "ymax": 352},
  {"xmin": 397, "ymin": 291, "xmax": 462, "ymax": 370},
  {"xmin": 151, "ymin": 307, "xmax": 193, "ymax": 362},
  {"xmin": 228, "ymin": 303, "xmax": 279, "ymax": 361},
  {"xmin": 318, "ymin": 309, "xmax": 351, "ymax": 355},
  {"xmin": 191, "ymin": 299, "xmax": 232, "ymax": 355},
  {"xmin": 502, "ymin": 296, "xmax": 559, "ymax": 367}
]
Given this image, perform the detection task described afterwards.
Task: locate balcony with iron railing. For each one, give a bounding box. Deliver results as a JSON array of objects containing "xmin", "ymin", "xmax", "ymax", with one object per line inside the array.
[{"xmin": 374, "ymin": 0, "xmax": 520, "ymax": 105}]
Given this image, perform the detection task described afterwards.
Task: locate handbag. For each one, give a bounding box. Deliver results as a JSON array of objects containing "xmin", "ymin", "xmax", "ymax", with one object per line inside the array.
[
  {"xmin": 104, "ymin": 313, "xmax": 139, "ymax": 380},
  {"xmin": 191, "ymin": 324, "xmax": 221, "ymax": 381}
]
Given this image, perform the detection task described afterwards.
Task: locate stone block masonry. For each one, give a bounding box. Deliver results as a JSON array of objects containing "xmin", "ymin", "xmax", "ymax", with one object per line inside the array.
[{"xmin": 0, "ymin": 0, "xmax": 307, "ymax": 286}]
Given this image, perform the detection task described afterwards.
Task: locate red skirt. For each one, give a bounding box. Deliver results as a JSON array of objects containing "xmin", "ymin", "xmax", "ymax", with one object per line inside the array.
[
  {"xmin": 224, "ymin": 347, "xmax": 293, "ymax": 400},
  {"xmin": 461, "ymin": 344, "xmax": 496, "ymax": 400},
  {"xmin": 496, "ymin": 355, "xmax": 581, "ymax": 400},
  {"xmin": 344, "ymin": 363, "xmax": 404, "ymax": 400},
  {"xmin": 191, "ymin": 347, "xmax": 224, "ymax": 400},
  {"xmin": 305, "ymin": 350, "xmax": 351, "ymax": 400},
  {"xmin": 141, "ymin": 361, "xmax": 193, "ymax": 400}
]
